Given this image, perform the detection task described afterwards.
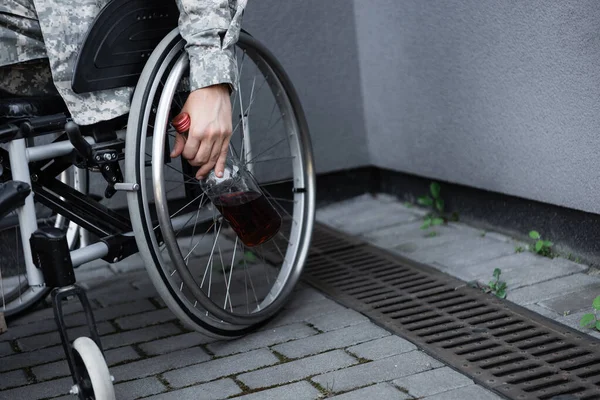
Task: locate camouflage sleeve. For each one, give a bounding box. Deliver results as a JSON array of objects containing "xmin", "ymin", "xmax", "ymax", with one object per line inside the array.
[{"xmin": 175, "ymin": 0, "xmax": 247, "ymax": 93}]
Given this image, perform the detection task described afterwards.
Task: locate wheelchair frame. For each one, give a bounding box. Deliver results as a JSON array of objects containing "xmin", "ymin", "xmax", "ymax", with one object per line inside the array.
[
  {"xmin": 0, "ymin": 0, "xmax": 190, "ymax": 288},
  {"xmin": 0, "ymin": 0, "xmax": 316, "ymax": 396}
]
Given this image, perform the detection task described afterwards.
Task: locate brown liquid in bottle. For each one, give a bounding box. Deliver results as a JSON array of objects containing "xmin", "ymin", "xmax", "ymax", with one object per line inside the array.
[
  {"xmin": 172, "ymin": 112, "xmax": 282, "ymax": 247},
  {"xmin": 213, "ymin": 191, "xmax": 281, "ymax": 247}
]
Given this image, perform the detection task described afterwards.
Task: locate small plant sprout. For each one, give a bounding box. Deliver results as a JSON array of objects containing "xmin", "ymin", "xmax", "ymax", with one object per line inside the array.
[
  {"xmin": 421, "ymin": 215, "xmax": 444, "ymax": 230},
  {"xmin": 418, "ymin": 182, "xmax": 444, "ymax": 213},
  {"xmin": 529, "ymin": 230, "xmax": 553, "ymax": 257},
  {"xmin": 419, "ymin": 182, "xmax": 446, "ymax": 236},
  {"xmin": 486, "ymin": 268, "xmax": 507, "ymax": 299},
  {"xmin": 580, "ymin": 296, "xmax": 600, "ymax": 331}
]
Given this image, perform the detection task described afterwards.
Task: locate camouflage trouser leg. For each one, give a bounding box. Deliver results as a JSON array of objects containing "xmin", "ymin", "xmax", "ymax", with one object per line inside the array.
[
  {"xmin": 0, "ymin": 5, "xmax": 57, "ymax": 98},
  {"xmin": 0, "ymin": 59, "xmax": 58, "ymax": 98}
]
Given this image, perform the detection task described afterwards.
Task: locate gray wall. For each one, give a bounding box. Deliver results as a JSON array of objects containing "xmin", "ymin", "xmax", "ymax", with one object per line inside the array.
[
  {"xmin": 243, "ymin": 0, "xmax": 370, "ymax": 173},
  {"xmin": 355, "ymin": 0, "xmax": 600, "ymax": 214}
]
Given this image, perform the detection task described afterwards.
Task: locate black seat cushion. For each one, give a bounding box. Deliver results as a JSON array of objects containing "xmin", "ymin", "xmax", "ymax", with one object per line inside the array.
[{"xmin": 0, "ymin": 96, "xmax": 68, "ymax": 119}]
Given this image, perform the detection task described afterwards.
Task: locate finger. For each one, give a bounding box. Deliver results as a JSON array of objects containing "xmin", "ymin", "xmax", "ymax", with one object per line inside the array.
[
  {"xmin": 206, "ymin": 137, "xmax": 224, "ymax": 177},
  {"xmin": 182, "ymin": 136, "xmax": 201, "ymax": 161},
  {"xmin": 214, "ymin": 139, "xmax": 230, "ymax": 178},
  {"xmin": 170, "ymin": 133, "xmax": 186, "ymax": 158},
  {"xmin": 194, "ymin": 141, "xmax": 215, "ymax": 178}
]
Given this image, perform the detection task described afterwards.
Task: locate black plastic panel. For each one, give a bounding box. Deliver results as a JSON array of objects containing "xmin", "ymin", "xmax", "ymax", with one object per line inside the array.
[{"xmin": 72, "ymin": 0, "xmax": 178, "ymax": 93}]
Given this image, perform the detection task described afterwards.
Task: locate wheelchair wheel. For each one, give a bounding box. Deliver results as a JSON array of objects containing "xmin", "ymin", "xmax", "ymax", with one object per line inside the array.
[
  {"xmin": 0, "ymin": 167, "xmax": 87, "ymax": 318},
  {"xmin": 71, "ymin": 337, "xmax": 115, "ymax": 400},
  {"xmin": 126, "ymin": 29, "xmax": 315, "ymax": 337}
]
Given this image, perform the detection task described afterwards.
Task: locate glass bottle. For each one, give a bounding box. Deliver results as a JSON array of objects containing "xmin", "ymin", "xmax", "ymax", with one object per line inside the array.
[{"xmin": 172, "ymin": 112, "xmax": 281, "ymax": 247}]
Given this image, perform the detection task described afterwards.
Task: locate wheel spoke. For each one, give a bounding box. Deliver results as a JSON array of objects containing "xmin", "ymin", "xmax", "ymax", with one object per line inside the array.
[
  {"xmin": 242, "ymin": 137, "xmax": 287, "ymax": 167},
  {"xmin": 186, "ymin": 195, "xmax": 206, "ymax": 265},
  {"xmin": 184, "ymin": 215, "xmax": 215, "ymax": 262},
  {"xmin": 239, "ymin": 240, "xmax": 260, "ymax": 311},
  {"xmin": 223, "ymin": 236, "xmax": 238, "ymax": 310},
  {"xmin": 249, "ymin": 155, "xmax": 296, "ymax": 165},
  {"xmin": 200, "ymin": 221, "xmax": 222, "ymax": 288}
]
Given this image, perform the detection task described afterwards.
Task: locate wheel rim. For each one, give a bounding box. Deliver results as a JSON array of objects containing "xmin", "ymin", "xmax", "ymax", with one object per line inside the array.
[{"xmin": 133, "ymin": 33, "xmax": 315, "ymax": 330}]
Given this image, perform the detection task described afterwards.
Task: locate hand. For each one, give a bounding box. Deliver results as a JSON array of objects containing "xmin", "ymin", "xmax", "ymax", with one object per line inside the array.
[{"xmin": 170, "ymin": 84, "xmax": 232, "ymax": 179}]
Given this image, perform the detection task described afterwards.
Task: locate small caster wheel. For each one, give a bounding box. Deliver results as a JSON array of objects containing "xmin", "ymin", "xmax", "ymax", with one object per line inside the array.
[{"xmin": 71, "ymin": 337, "xmax": 115, "ymax": 400}]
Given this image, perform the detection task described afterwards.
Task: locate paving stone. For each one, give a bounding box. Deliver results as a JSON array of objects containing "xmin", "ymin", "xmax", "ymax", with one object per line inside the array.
[
  {"xmin": 454, "ymin": 253, "xmax": 587, "ymax": 290},
  {"xmin": 508, "ymin": 274, "xmax": 600, "ymax": 306},
  {"xmin": 0, "ymin": 369, "xmax": 29, "ymax": 390},
  {"xmin": 346, "ymin": 335, "xmax": 417, "ymax": 360},
  {"xmin": 539, "ymin": 281, "xmax": 600, "ymax": 315},
  {"xmin": 317, "ymin": 195, "xmax": 383, "ymax": 224},
  {"xmin": 272, "ymin": 322, "xmax": 389, "ymax": 358},
  {"xmin": 0, "ymin": 377, "xmax": 71, "ymax": 400},
  {"xmin": 102, "ymin": 323, "xmax": 182, "ymax": 350},
  {"xmin": 482, "ymin": 230, "xmax": 521, "ymax": 244},
  {"xmin": 207, "ymin": 323, "xmax": 316, "ymax": 357},
  {"xmin": 423, "ymin": 384, "xmax": 504, "ymax": 400},
  {"xmin": 85, "ymin": 281, "xmax": 140, "ymax": 299},
  {"xmin": 17, "ymin": 321, "xmax": 115, "ymax": 352},
  {"xmin": 65, "ymin": 299, "xmax": 157, "ymax": 327},
  {"xmin": 235, "ymin": 381, "xmax": 321, "ymax": 400},
  {"xmin": 94, "ymin": 284, "xmax": 159, "ymax": 307},
  {"xmin": 114, "ymin": 376, "xmax": 167, "ymax": 400},
  {"xmin": 140, "ymin": 331, "xmax": 211, "ymax": 356},
  {"xmin": 109, "ymin": 253, "xmax": 148, "ymax": 274},
  {"xmin": 306, "ymin": 308, "xmax": 369, "ymax": 332},
  {"xmin": 114, "ymin": 308, "xmax": 177, "ymax": 331},
  {"xmin": 523, "ymin": 303, "xmax": 561, "ymax": 319},
  {"xmin": 412, "ymin": 236, "xmax": 515, "ymax": 271},
  {"xmin": 33, "ymin": 345, "xmax": 140, "ymax": 381},
  {"xmin": 0, "ymin": 344, "xmax": 65, "ymax": 372},
  {"xmin": 287, "ymin": 287, "xmax": 327, "ymax": 306},
  {"xmin": 142, "ymin": 378, "xmax": 241, "ymax": 400},
  {"xmin": 111, "ymin": 346, "xmax": 210, "ymax": 382},
  {"xmin": 312, "ymin": 351, "xmax": 442, "ymax": 393},
  {"xmin": 392, "ymin": 367, "xmax": 473, "ymax": 397},
  {"xmin": 0, "ymin": 341, "xmax": 13, "ymax": 357},
  {"xmin": 1, "ymin": 318, "xmax": 60, "ymax": 342},
  {"xmin": 164, "ymin": 348, "xmax": 279, "ymax": 388},
  {"xmin": 130, "ymin": 279, "xmax": 157, "ymax": 292},
  {"xmin": 556, "ymin": 311, "xmax": 600, "ymax": 339},
  {"xmin": 175, "ymin": 233, "xmax": 236, "ymax": 259},
  {"xmin": 329, "ymin": 383, "xmax": 411, "ymax": 399},
  {"xmin": 362, "ymin": 222, "xmax": 462, "ymax": 251},
  {"xmin": 373, "ymin": 193, "xmax": 401, "ymax": 204},
  {"xmin": 330, "ymin": 204, "xmax": 419, "ymax": 235},
  {"xmin": 74, "ymin": 264, "xmax": 115, "ymax": 282},
  {"xmin": 238, "ymin": 350, "xmax": 357, "ymax": 390},
  {"xmin": 10, "ymin": 299, "xmax": 92, "ymax": 327},
  {"xmin": 267, "ymin": 298, "xmax": 349, "ymax": 329}
]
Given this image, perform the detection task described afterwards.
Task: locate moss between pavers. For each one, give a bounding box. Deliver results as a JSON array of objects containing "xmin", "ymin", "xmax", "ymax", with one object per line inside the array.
[
  {"xmin": 156, "ymin": 373, "xmax": 173, "ymax": 391},
  {"xmin": 270, "ymin": 349, "xmax": 293, "ymax": 363},
  {"xmin": 344, "ymin": 349, "xmax": 372, "ymax": 364}
]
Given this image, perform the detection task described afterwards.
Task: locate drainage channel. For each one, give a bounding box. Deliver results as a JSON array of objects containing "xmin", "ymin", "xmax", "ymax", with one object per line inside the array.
[{"xmin": 301, "ymin": 223, "xmax": 600, "ymax": 400}]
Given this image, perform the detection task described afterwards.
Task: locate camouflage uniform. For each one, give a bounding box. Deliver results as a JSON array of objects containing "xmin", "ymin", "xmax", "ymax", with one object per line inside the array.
[{"xmin": 0, "ymin": 0, "xmax": 246, "ymax": 125}]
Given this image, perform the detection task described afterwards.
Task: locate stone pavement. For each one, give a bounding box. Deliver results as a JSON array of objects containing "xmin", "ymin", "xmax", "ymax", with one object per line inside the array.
[
  {"xmin": 317, "ymin": 193, "xmax": 600, "ymax": 340},
  {"xmin": 2, "ymin": 191, "xmax": 595, "ymax": 399},
  {"xmin": 0, "ymin": 256, "xmax": 502, "ymax": 400}
]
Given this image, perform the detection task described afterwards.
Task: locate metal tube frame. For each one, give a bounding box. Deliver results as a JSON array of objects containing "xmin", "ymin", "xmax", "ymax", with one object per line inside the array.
[{"xmin": 4, "ymin": 131, "xmax": 135, "ymax": 288}]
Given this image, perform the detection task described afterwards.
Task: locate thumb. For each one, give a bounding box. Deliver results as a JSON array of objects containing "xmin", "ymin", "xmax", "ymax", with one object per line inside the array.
[{"xmin": 170, "ymin": 133, "xmax": 186, "ymax": 158}]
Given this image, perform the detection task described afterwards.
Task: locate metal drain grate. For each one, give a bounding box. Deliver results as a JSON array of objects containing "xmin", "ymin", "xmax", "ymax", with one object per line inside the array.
[{"xmin": 302, "ymin": 223, "xmax": 600, "ymax": 400}]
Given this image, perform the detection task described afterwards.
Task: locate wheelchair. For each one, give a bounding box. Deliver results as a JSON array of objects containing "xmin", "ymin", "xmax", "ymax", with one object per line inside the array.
[{"xmin": 0, "ymin": 0, "xmax": 315, "ymax": 397}]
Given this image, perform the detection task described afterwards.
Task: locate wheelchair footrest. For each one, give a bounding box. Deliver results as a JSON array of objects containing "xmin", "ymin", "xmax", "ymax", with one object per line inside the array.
[{"xmin": 0, "ymin": 180, "xmax": 30, "ymax": 220}]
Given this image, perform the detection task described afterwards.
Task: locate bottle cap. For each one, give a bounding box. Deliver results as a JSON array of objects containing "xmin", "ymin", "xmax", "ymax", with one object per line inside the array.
[{"xmin": 172, "ymin": 112, "xmax": 190, "ymax": 134}]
